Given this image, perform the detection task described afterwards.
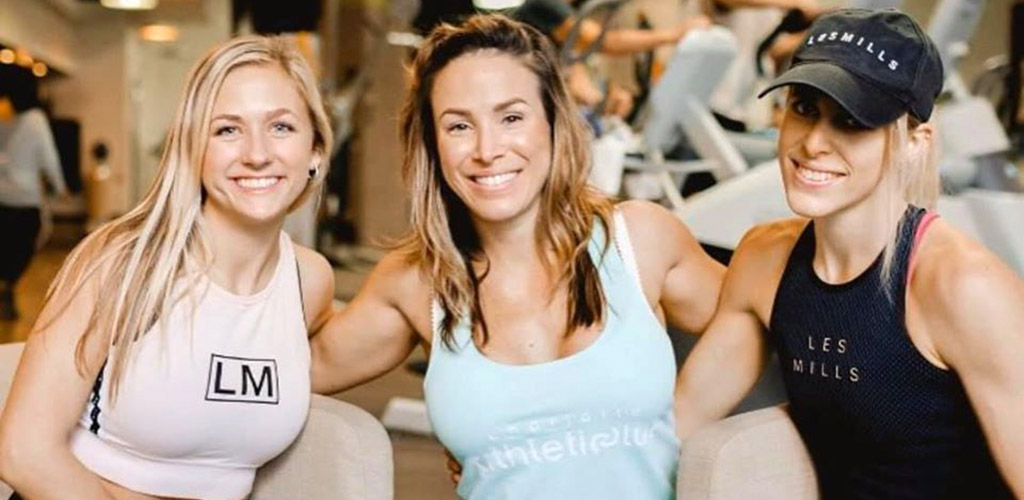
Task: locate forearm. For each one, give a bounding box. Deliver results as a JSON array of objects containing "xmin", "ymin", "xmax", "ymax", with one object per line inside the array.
[
  {"xmin": 1, "ymin": 448, "xmax": 117, "ymax": 500},
  {"xmin": 673, "ymin": 318, "xmax": 767, "ymax": 438},
  {"xmin": 310, "ymin": 331, "xmax": 417, "ymax": 395},
  {"xmin": 600, "ymin": 29, "xmax": 677, "ymax": 55}
]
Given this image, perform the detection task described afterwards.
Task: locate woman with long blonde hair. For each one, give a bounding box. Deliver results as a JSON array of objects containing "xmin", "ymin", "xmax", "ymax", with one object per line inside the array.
[
  {"xmin": 675, "ymin": 9, "xmax": 1024, "ymax": 498},
  {"xmin": 308, "ymin": 14, "xmax": 724, "ymax": 499},
  {"xmin": 0, "ymin": 35, "xmax": 333, "ymax": 500}
]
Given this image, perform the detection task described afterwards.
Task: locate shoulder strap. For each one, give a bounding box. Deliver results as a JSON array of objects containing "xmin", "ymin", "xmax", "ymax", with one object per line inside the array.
[{"xmin": 611, "ymin": 210, "xmax": 646, "ymax": 294}]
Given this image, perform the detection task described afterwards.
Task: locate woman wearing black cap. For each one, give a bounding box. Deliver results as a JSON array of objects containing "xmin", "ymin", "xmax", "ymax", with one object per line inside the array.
[{"xmin": 674, "ymin": 8, "xmax": 1023, "ymax": 498}]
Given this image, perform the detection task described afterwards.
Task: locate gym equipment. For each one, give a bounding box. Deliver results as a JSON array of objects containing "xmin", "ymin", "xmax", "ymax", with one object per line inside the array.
[{"xmin": 675, "ymin": 0, "xmax": 1024, "ymax": 276}]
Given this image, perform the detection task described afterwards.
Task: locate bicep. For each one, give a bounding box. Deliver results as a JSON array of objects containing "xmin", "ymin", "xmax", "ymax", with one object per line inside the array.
[
  {"xmin": 940, "ymin": 280, "xmax": 1024, "ymax": 493},
  {"xmin": 661, "ymin": 234, "xmax": 725, "ymax": 335},
  {"xmin": 942, "ymin": 293, "xmax": 1024, "ymax": 491},
  {"xmin": 0, "ymin": 277, "xmax": 108, "ymax": 462}
]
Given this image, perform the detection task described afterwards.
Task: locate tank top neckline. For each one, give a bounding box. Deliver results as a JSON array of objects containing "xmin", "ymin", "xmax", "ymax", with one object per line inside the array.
[
  {"xmin": 205, "ymin": 231, "xmax": 290, "ymax": 305},
  {"xmin": 802, "ymin": 223, "xmax": 885, "ymax": 292},
  {"xmin": 437, "ymin": 211, "xmax": 649, "ymax": 372}
]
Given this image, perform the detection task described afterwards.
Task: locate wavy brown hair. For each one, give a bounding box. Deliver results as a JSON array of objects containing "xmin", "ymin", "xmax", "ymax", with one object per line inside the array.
[
  {"xmin": 41, "ymin": 36, "xmax": 333, "ymax": 402},
  {"xmin": 398, "ymin": 14, "xmax": 615, "ymax": 348}
]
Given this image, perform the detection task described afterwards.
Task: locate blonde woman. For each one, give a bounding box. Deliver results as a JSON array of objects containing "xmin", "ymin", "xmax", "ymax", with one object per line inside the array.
[
  {"xmin": 0, "ymin": 36, "xmax": 332, "ymax": 500},
  {"xmin": 676, "ymin": 9, "xmax": 1024, "ymax": 498},
  {"xmin": 307, "ymin": 15, "xmax": 724, "ymax": 499}
]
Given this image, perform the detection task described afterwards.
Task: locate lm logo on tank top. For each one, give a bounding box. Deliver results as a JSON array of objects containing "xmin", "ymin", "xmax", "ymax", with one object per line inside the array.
[{"xmin": 204, "ymin": 353, "xmax": 280, "ymax": 404}]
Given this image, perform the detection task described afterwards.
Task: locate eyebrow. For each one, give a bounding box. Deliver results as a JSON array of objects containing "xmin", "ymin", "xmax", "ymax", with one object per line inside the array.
[
  {"xmin": 438, "ymin": 98, "xmax": 530, "ymax": 119},
  {"xmin": 211, "ymin": 108, "xmax": 298, "ymax": 122}
]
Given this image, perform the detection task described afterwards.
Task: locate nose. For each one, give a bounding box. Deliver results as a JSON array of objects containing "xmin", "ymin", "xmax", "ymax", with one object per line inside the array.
[
  {"xmin": 801, "ymin": 120, "xmax": 834, "ymax": 158},
  {"xmin": 472, "ymin": 124, "xmax": 505, "ymax": 165},
  {"xmin": 242, "ymin": 131, "xmax": 271, "ymax": 168}
]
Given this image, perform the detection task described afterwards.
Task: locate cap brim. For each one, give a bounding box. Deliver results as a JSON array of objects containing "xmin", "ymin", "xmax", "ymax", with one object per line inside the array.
[{"xmin": 757, "ymin": 62, "xmax": 905, "ymax": 128}]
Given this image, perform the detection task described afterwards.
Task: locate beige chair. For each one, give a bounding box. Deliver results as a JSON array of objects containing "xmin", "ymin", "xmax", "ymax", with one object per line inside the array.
[
  {"xmin": 0, "ymin": 342, "xmax": 393, "ymax": 499},
  {"xmin": 677, "ymin": 405, "xmax": 818, "ymax": 500}
]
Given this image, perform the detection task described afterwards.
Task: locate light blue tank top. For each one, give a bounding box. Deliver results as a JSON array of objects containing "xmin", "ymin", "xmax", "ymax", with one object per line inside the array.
[{"xmin": 424, "ymin": 211, "xmax": 680, "ymax": 500}]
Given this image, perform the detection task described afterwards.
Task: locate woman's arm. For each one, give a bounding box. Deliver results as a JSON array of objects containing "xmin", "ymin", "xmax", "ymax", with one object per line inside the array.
[
  {"xmin": 671, "ymin": 220, "xmax": 802, "ymax": 438},
  {"xmin": 913, "ymin": 230, "xmax": 1024, "ymax": 495},
  {"xmin": 0, "ymin": 273, "xmax": 117, "ymax": 499},
  {"xmin": 617, "ymin": 200, "xmax": 725, "ymax": 334},
  {"xmin": 306, "ymin": 251, "xmax": 424, "ymax": 395},
  {"xmin": 551, "ymin": 15, "xmax": 711, "ymax": 56}
]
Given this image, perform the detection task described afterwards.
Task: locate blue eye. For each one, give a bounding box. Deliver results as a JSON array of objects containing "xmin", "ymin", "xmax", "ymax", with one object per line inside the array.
[
  {"xmin": 214, "ymin": 125, "xmax": 240, "ymax": 136},
  {"xmin": 272, "ymin": 122, "xmax": 296, "ymax": 134}
]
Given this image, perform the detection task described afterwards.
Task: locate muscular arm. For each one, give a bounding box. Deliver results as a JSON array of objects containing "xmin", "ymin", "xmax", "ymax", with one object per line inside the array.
[
  {"xmin": 0, "ymin": 272, "xmax": 117, "ymax": 499},
  {"xmin": 915, "ymin": 238, "xmax": 1024, "ymax": 495},
  {"xmin": 672, "ymin": 222, "xmax": 799, "ymax": 439},
  {"xmin": 308, "ymin": 251, "xmax": 422, "ymax": 395},
  {"xmin": 617, "ymin": 201, "xmax": 725, "ymax": 335}
]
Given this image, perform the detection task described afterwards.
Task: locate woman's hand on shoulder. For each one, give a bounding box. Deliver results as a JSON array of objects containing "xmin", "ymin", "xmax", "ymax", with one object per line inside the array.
[{"xmin": 307, "ymin": 249, "xmax": 425, "ymax": 395}]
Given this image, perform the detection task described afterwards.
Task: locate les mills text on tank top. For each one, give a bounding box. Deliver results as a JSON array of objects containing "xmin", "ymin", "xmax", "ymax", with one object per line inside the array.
[
  {"xmin": 424, "ymin": 212, "xmax": 680, "ymax": 500},
  {"xmin": 69, "ymin": 232, "xmax": 311, "ymax": 500},
  {"xmin": 769, "ymin": 206, "xmax": 1012, "ymax": 499}
]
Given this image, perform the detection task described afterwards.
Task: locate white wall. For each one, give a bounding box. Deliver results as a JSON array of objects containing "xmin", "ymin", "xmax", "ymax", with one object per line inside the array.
[
  {"xmin": 46, "ymin": 15, "xmax": 133, "ymax": 216},
  {"xmin": 0, "ymin": 0, "xmax": 76, "ymax": 72}
]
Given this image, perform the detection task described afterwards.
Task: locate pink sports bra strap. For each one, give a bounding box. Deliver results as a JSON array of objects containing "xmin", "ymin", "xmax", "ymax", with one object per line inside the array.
[{"xmin": 908, "ymin": 211, "xmax": 940, "ymax": 284}]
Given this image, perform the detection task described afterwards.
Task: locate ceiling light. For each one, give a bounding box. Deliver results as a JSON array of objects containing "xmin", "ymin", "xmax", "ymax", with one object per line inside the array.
[
  {"xmin": 15, "ymin": 49, "xmax": 33, "ymax": 67},
  {"xmin": 473, "ymin": 0, "xmax": 526, "ymax": 8},
  {"xmin": 140, "ymin": 25, "xmax": 180, "ymax": 42},
  {"xmin": 0, "ymin": 49, "xmax": 13, "ymax": 65},
  {"xmin": 100, "ymin": 0, "xmax": 158, "ymax": 10},
  {"xmin": 32, "ymin": 62, "xmax": 48, "ymax": 77}
]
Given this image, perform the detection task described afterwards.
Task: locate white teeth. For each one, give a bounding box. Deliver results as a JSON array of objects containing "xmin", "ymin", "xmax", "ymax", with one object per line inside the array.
[
  {"xmin": 474, "ymin": 172, "xmax": 517, "ymax": 186},
  {"xmin": 797, "ymin": 166, "xmax": 840, "ymax": 183},
  {"xmin": 236, "ymin": 177, "xmax": 279, "ymax": 189}
]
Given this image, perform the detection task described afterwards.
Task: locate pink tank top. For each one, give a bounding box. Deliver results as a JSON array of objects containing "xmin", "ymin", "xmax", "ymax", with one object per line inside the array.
[{"xmin": 70, "ymin": 232, "xmax": 310, "ymax": 499}]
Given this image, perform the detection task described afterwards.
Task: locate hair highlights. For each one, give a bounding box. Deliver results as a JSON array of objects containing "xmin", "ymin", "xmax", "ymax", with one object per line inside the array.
[{"xmin": 397, "ymin": 14, "xmax": 614, "ymax": 348}]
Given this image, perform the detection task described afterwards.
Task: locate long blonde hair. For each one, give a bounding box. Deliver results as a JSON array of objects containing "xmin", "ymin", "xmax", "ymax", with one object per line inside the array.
[
  {"xmin": 397, "ymin": 14, "xmax": 614, "ymax": 348},
  {"xmin": 879, "ymin": 113, "xmax": 940, "ymax": 291},
  {"xmin": 43, "ymin": 36, "xmax": 333, "ymax": 401}
]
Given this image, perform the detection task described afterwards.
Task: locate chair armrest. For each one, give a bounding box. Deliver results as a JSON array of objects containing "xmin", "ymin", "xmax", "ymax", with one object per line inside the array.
[
  {"xmin": 0, "ymin": 342, "xmax": 25, "ymax": 497},
  {"xmin": 677, "ymin": 405, "xmax": 817, "ymax": 500},
  {"xmin": 252, "ymin": 394, "xmax": 394, "ymax": 500},
  {"xmin": 0, "ymin": 343, "xmax": 25, "ymax": 411}
]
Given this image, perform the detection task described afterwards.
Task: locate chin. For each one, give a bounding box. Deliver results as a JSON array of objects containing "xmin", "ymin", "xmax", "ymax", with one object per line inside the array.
[{"xmin": 784, "ymin": 190, "xmax": 845, "ymax": 219}]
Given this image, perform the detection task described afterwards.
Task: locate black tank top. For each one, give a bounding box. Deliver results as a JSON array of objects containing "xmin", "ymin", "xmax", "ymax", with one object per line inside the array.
[{"xmin": 769, "ymin": 207, "xmax": 1012, "ymax": 499}]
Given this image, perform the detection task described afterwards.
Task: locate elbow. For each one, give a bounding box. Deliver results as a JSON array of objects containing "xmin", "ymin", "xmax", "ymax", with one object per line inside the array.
[
  {"xmin": 0, "ymin": 432, "xmax": 25, "ymax": 489},
  {"xmin": 0, "ymin": 431, "xmax": 47, "ymax": 491}
]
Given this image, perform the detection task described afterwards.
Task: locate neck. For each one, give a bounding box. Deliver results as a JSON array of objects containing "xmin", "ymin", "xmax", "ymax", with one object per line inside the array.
[
  {"xmin": 472, "ymin": 208, "xmax": 545, "ymax": 270},
  {"xmin": 812, "ymin": 185, "xmax": 908, "ymax": 284},
  {"xmin": 202, "ymin": 205, "xmax": 284, "ymax": 295}
]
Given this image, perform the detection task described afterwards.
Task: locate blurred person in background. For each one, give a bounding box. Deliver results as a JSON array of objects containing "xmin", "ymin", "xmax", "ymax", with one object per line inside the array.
[{"xmin": 0, "ymin": 66, "xmax": 66, "ymax": 321}]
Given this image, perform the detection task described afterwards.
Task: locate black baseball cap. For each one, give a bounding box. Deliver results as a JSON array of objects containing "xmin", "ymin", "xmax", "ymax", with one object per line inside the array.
[{"xmin": 758, "ymin": 8, "xmax": 944, "ymax": 128}]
